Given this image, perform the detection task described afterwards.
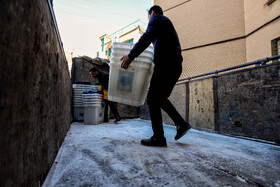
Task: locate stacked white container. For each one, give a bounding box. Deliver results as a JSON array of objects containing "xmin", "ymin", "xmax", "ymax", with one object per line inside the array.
[
  {"xmin": 108, "ymin": 42, "xmax": 154, "ymax": 106},
  {"xmin": 83, "ymin": 93, "xmax": 104, "ymax": 125},
  {"xmin": 72, "ymin": 84, "xmax": 99, "ymax": 121}
]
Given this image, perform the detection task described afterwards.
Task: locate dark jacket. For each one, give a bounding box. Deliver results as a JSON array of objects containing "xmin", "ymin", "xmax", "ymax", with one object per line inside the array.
[
  {"xmin": 96, "ymin": 71, "xmax": 109, "ymax": 89},
  {"xmin": 128, "ymin": 14, "xmax": 182, "ymax": 68}
]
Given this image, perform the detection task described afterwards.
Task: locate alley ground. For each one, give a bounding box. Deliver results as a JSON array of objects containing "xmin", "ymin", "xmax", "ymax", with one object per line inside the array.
[{"xmin": 43, "ymin": 119, "xmax": 280, "ymax": 187}]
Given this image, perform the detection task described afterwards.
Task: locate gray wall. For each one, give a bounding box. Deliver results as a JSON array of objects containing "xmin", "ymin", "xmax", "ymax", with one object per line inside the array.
[
  {"xmin": 140, "ymin": 99, "xmax": 150, "ymax": 120},
  {"xmin": 162, "ymin": 84, "xmax": 187, "ymax": 125},
  {"xmin": 217, "ymin": 64, "xmax": 280, "ymax": 143},
  {"xmin": 140, "ymin": 84, "xmax": 187, "ymax": 125},
  {"xmin": 140, "ymin": 63, "xmax": 280, "ymax": 143},
  {"xmin": 186, "ymin": 63, "xmax": 280, "ymax": 143},
  {"xmin": 0, "ymin": 0, "xmax": 72, "ymax": 186},
  {"xmin": 71, "ymin": 57, "xmax": 109, "ymax": 85},
  {"xmin": 189, "ymin": 79, "xmax": 215, "ymax": 130}
]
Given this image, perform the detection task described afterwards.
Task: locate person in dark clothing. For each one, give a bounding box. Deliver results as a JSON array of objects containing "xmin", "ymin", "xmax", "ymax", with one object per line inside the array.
[
  {"xmin": 121, "ymin": 5, "xmax": 191, "ymax": 147},
  {"xmin": 89, "ymin": 67, "xmax": 121, "ymax": 123}
]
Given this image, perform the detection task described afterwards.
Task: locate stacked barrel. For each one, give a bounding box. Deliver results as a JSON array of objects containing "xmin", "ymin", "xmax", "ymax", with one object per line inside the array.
[
  {"xmin": 108, "ymin": 42, "xmax": 154, "ymax": 106},
  {"xmin": 72, "ymin": 84, "xmax": 100, "ymax": 122},
  {"xmin": 82, "ymin": 93, "xmax": 104, "ymax": 125}
]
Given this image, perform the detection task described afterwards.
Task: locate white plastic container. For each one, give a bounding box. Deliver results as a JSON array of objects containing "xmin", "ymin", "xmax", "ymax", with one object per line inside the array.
[
  {"xmin": 72, "ymin": 84, "xmax": 99, "ymax": 121},
  {"xmin": 83, "ymin": 93, "xmax": 104, "ymax": 125},
  {"xmin": 108, "ymin": 42, "xmax": 154, "ymax": 106}
]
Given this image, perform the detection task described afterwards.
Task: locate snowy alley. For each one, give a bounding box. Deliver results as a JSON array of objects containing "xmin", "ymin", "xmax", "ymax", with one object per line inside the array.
[{"xmin": 43, "ymin": 119, "xmax": 280, "ymax": 187}]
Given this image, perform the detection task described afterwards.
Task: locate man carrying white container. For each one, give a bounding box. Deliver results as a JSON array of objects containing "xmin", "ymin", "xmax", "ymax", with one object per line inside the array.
[
  {"xmin": 89, "ymin": 67, "xmax": 121, "ymax": 123},
  {"xmin": 121, "ymin": 5, "xmax": 191, "ymax": 147}
]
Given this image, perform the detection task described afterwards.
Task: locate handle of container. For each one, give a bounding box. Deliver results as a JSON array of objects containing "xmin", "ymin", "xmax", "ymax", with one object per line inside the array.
[{"xmin": 149, "ymin": 63, "xmax": 155, "ymax": 75}]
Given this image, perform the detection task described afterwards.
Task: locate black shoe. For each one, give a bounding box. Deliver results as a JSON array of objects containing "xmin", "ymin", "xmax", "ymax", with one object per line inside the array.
[
  {"xmin": 175, "ymin": 123, "xmax": 191, "ymax": 141},
  {"xmin": 141, "ymin": 136, "xmax": 167, "ymax": 147},
  {"xmin": 114, "ymin": 117, "xmax": 121, "ymax": 123}
]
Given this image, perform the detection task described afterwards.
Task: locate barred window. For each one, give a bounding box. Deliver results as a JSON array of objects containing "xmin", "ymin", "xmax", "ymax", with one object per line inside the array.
[
  {"xmin": 278, "ymin": 40, "xmax": 280, "ymax": 56},
  {"xmin": 272, "ymin": 37, "xmax": 280, "ymax": 61}
]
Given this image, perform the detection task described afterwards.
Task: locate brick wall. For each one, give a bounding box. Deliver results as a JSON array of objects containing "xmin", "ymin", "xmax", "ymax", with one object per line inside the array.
[
  {"xmin": 244, "ymin": 0, "xmax": 280, "ymax": 62},
  {"xmin": 244, "ymin": 0, "xmax": 280, "ymax": 35},
  {"xmin": 154, "ymin": 0, "xmax": 280, "ymax": 79},
  {"xmin": 154, "ymin": 0, "xmax": 246, "ymax": 78},
  {"xmin": 181, "ymin": 39, "xmax": 246, "ymax": 78},
  {"xmin": 246, "ymin": 18, "xmax": 280, "ymax": 62},
  {"xmin": 0, "ymin": 0, "xmax": 72, "ymax": 186},
  {"xmin": 163, "ymin": 0, "xmax": 245, "ymax": 50}
]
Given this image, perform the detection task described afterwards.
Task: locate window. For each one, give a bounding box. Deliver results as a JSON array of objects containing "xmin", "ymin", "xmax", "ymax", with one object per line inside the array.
[
  {"xmin": 101, "ymin": 38, "xmax": 104, "ymax": 51},
  {"xmin": 271, "ymin": 37, "xmax": 280, "ymax": 61},
  {"xmin": 109, "ymin": 48, "xmax": 112, "ymax": 57},
  {"xmin": 277, "ymin": 40, "xmax": 280, "ymax": 55},
  {"xmin": 272, "ymin": 37, "xmax": 280, "ymax": 55},
  {"xmin": 125, "ymin": 39, "xmax": 133, "ymax": 44},
  {"xmin": 278, "ymin": 39, "xmax": 280, "ymax": 61},
  {"xmin": 105, "ymin": 50, "xmax": 107, "ymax": 55}
]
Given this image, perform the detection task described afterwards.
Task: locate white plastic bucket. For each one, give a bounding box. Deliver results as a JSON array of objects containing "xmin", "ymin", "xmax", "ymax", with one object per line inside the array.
[
  {"xmin": 108, "ymin": 42, "xmax": 154, "ymax": 106},
  {"xmin": 72, "ymin": 84, "xmax": 99, "ymax": 121},
  {"xmin": 82, "ymin": 93, "xmax": 104, "ymax": 125},
  {"xmin": 73, "ymin": 107, "xmax": 84, "ymax": 121}
]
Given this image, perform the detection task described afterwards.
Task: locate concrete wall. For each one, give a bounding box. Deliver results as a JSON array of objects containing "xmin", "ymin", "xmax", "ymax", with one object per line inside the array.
[
  {"xmin": 0, "ymin": 0, "xmax": 72, "ymax": 186},
  {"xmin": 71, "ymin": 57, "xmax": 109, "ymax": 85},
  {"xmin": 140, "ymin": 99, "xmax": 150, "ymax": 120},
  {"xmin": 139, "ymin": 63, "xmax": 280, "ymax": 143},
  {"xmin": 140, "ymin": 84, "xmax": 187, "ymax": 126},
  {"xmin": 115, "ymin": 104, "xmax": 140, "ymax": 119},
  {"xmin": 217, "ymin": 63, "xmax": 280, "ymax": 143},
  {"xmin": 189, "ymin": 79, "xmax": 215, "ymax": 130},
  {"xmin": 184, "ymin": 62, "xmax": 280, "ymax": 142},
  {"xmin": 162, "ymin": 84, "xmax": 187, "ymax": 125}
]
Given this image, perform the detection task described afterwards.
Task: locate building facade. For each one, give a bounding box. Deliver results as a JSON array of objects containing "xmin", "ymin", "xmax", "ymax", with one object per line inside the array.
[
  {"xmin": 98, "ymin": 19, "xmax": 146, "ymax": 59},
  {"xmin": 154, "ymin": 0, "xmax": 280, "ymax": 78}
]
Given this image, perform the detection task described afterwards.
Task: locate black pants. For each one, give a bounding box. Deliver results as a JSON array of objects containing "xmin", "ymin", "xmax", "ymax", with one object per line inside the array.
[
  {"xmin": 147, "ymin": 63, "xmax": 185, "ymax": 138},
  {"xmin": 103, "ymin": 100, "xmax": 120, "ymax": 121}
]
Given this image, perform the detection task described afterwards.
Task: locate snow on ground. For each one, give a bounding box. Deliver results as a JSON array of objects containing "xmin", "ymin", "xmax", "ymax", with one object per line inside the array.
[{"xmin": 43, "ymin": 119, "xmax": 280, "ymax": 187}]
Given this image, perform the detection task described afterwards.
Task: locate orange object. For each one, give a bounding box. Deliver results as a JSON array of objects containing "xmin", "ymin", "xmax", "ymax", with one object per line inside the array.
[{"xmin": 103, "ymin": 89, "xmax": 108, "ymax": 100}]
